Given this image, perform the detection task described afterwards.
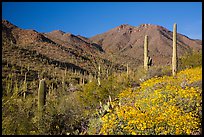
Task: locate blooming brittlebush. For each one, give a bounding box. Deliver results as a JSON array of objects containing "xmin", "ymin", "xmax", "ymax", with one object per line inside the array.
[{"xmin": 99, "ymin": 67, "xmax": 202, "ymax": 135}]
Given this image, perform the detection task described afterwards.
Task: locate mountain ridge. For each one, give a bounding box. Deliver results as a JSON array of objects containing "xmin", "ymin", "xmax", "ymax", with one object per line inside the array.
[
  {"xmin": 2, "ymin": 19, "xmax": 113, "ymax": 78},
  {"xmin": 90, "ymin": 23, "xmax": 202, "ymax": 66},
  {"xmin": 2, "ymin": 19, "xmax": 202, "ymax": 70}
]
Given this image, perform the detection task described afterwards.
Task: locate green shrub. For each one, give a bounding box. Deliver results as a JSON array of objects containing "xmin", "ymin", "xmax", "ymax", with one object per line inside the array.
[
  {"xmin": 178, "ymin": 50, "xmax": 202, "ymax": 71},
  {"xmin": 2, "ymin": 96, "xmax": 38, "ymax": 135},
  {"xmin": 80, "ymin": 73, "xmax": 130, "ymax": 110}
]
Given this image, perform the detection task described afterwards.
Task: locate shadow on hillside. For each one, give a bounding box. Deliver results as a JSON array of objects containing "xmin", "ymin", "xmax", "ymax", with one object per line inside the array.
[{"xmin": 19, "ymin": 47, "xmax": 89, "ymax": 74}]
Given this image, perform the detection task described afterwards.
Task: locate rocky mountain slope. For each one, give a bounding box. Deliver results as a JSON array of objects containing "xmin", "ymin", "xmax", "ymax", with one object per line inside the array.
[
  {"xmin": 2, "ymin": 20, "xmax": 117, "ymax": 83},
  {"xmin": 2, "ymin": 20, "xmax": 202, "ymax": 77},
  {"xmin": 90, "ymin": 24, "xmax": 202, "ymax": 66},
  {"xmin": 2, "ymin": 20, "xmax": 202, "ymax": 135}
]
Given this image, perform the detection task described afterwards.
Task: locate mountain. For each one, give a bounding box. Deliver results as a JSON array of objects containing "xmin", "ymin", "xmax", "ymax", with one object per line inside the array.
[
  {"xmin": 2, "ymin": 20, "xmax": 117, "ymax": 85},
  {"xmin": 44, "ymin": 30, "xmax": 104, "ymax": 52},
  {"xmin": 2, "ymin": 20, "xmax": 202, "ymax": 136},
  {"xmin": 90, "ymin": 24, "xmax": 202, "ymax": 66},
  {"xmin": 2, "ymin": 20, "xmax": 202, "ymax": 79},
  {"xmin": 2, "ymin": 20, "xmax": 55, "ymax": 45}
]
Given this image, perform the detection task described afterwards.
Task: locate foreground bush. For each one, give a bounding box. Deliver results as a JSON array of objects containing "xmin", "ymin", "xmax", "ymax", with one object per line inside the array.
[{"xmin": 2, "ymin": 70, "xmax": 132, "ymax": 135}]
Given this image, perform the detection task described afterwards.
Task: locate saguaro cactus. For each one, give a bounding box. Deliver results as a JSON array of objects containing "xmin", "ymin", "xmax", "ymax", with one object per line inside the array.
[
  {"xmin": 172, "ymin": 23, "xmax": 177, "ymax": 76},
  {"xmin": 88, "ymin": 73, "xmax": 93, "ymax": 83},
  {"xmin": 97, "ymin": 64, "xmax": 101, "ymax": 86},
  {"xmin": 106, "ymin": 69, "xmax": 109, "ymax": 78},
  {"xmin": 126, "ymin": 63, "xmax": 129, "ymax": 77},
  {"xmin": 38, "ymin": 79, "xmax": 46, "ymax": 120},
  {"xmin": 23, "ymin": 73, "xmax": 27, "ymax": 99},
  {"xmin": 147, "ymin": 56, "xmax": 152, "ymax": 66},
  {"xmin": 62, "ymin": 70, "xmax": 66, "ymax": 92},
  {"xmin": 144, "ymin": 35, "xmax": 148, "ymax": 71},
  {"xmin": 82, "ymin": 74, "xmax": 85, "ymax": 85}
]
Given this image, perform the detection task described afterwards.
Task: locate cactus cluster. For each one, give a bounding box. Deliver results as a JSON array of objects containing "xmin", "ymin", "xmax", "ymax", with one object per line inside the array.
[
  {"xmin": 98, "ymin": 95, "xmax": 112, "ymax": 116},
  {"xmin": 143, "ymin": 23, "xmax": 177, "ymax": 77}
]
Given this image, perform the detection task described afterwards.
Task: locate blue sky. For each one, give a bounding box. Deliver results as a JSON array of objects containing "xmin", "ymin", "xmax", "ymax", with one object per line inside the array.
[{"xmin": 2, "ymin": 2, "xmax": 202, "ymax": 40}]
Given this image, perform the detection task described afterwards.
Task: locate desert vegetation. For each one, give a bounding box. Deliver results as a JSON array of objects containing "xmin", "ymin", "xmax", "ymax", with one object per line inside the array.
[
  {"xmin": 92, "ymin": 67, "xmax": 202, "ymax": 135},
  {"xmin": 2, "ymin": 21, "xmax": 202, "ymax": 135},
  {"xmin": 2, "ymin": 49, "xmax": 202, "ymax": 135}
]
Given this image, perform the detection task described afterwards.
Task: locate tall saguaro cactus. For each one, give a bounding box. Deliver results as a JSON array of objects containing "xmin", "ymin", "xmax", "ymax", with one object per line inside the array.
[
  {"xmin": 144, "ymin": 35, "xmax": 148, "ymax": 71},
  {"xmin": 88, "ymin": 73, "xmax": 93, "ymax": 83},
  {"xmin": 126, "ymin": 63, "xmax": 129, "ymax": 77},
  {"xmin": 38, "ymin": 79, "xmax": 46, "ymax": 120},
  {"xmin": 172, "ymin": 23, "xmax": 177, "ymax": 76},
  {"xmin": 97, "ymin": 64, "xmax": 101, "ymax": 86},
  {"xmin": 82, "ymin": 74, "xmax": 85, "ymax": 85},
  {"xmin": 23, "ymin": 72, "xmax": 27, "ymax": 99}
]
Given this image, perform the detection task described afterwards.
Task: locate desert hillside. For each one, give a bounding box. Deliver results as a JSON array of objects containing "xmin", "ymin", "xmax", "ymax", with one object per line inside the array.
[
  {"xmin": 90, "ymin": 24, "xmax": 202, "ymax": 66},
  {"xmin": 2, "ymin": 19, "xmax": 202, "ymax": 135}
]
